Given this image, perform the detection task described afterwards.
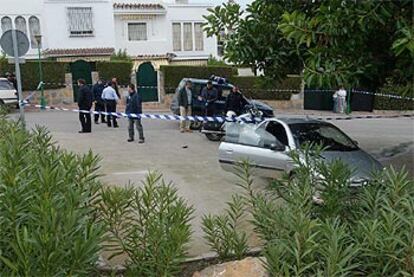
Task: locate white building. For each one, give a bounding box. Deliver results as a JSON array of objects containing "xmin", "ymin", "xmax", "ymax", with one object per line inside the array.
[{"xmin": 0, "ymin": 0, "xmax": 217, "ymax": 64}]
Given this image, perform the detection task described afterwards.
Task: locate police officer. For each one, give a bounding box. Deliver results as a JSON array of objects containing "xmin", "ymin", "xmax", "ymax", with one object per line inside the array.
[
  {"xmin": 225, "ymin": 86, "xmax": 248, "ymax": 116},
  {"xmin": 101, "ymin": 81, "xmax": 119, "ymax": 128},
  {"xmin": 92, "ymin": 79, "xmax": 106, "ymax": 124},
  {"xmin": 77, "ymin": 79, "xmax": 93, "ymax": 133},
  {"xmin": 199, "ymin": 80, "xmax": 218, "ymax": 116}
]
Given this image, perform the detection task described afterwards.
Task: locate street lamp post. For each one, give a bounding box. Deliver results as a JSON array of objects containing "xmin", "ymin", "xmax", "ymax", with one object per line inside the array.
[{"xmin": 34, "ymin": 34, "xmax": 45, "ymax": 109}]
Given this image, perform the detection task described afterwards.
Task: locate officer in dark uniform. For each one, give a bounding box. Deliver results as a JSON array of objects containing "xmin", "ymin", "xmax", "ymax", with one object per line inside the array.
[
  {"xmin": 92, "ymin": 79, "xmax": 106, "ymax": 124},
  {"xmin": 77, "ymin": 79, "xmax": 93, "ymax": 133},
  {"xmin": 225, "ymin": 86, "xmax": 248, "ymax": 116},
  {"xmin": 200, "ymin": 80, "xmax": 218, "ymax": 116}
]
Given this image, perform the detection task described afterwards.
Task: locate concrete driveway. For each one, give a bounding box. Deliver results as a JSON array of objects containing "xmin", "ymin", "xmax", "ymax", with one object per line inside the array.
[{"xmin": 18, "ymin": 110, "xmax": 414, "ymax": 258}]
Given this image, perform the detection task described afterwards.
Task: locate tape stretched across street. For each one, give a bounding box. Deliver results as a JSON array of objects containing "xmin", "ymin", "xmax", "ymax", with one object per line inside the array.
[
  {"xmin": 29, "ymin": 81, "xmax": 414, "ymax": 101},
  {"xmin": 21, "ymin": 102, "xmax": 414, "ymax": 123}
]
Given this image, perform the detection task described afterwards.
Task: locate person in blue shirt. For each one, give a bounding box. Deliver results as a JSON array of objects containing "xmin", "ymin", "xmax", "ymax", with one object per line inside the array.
[{"xmin": 126, "ymin": 84, "xmax": 145, "ymax": 143}]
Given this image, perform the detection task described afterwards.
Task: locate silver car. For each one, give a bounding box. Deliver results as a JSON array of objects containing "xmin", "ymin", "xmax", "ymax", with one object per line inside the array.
[{"xmin": 218, "ymin": 117, "xmax": 383, "ymax": 185}]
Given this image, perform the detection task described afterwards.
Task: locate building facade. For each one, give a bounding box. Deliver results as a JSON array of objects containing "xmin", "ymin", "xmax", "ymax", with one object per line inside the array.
[{"xmin": 0, "ymin": 0, "xmax": 217, "ymax": 64}]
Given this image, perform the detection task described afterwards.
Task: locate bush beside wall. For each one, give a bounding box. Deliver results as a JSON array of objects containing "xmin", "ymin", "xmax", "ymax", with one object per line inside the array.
[
  {"xmin": 160, "ymin": 65, "xmax": 237, "ymax": 94},
  {"xmin": 229, "ymin": 76, "xmax": 302, "ymax": 100},
  {"xmin": 374, "ymin": 84, "xmax": 414, "ymax": 110},
  {"xmin": 96, "ymin": 61, "xmax": 133, "ymax": 86},
  {"xmin": 0, "ymin": 60, "xmax": 67, "ymax": 91}
]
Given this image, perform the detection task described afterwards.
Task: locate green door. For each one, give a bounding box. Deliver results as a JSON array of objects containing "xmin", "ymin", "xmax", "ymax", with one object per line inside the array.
[
  {"xmin": 70, "ymin": 60, "xmax": 92, "ymax": 102},
  {"xmin": 137, "ymin": 62, "xmax": 158, "ymax": 102}
]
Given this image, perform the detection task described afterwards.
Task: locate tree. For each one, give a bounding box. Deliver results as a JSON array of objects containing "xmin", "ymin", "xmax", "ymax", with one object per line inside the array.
[{"xmin": 204, "ymin": 0, "xmax": 413, "ymax": 90}]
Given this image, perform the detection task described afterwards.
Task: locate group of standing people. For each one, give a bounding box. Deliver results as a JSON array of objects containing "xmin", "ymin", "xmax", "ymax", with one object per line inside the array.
[
  {"xmin": 178, "ymin": 79, "xmax": 247, "ymax": 133},
  {"xmin": 77, "ymin": 78, "xmax": 144, "ymax": 143}
]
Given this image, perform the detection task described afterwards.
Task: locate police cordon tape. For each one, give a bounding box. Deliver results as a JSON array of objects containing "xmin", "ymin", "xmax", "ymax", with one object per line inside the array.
[
  {"xmin": 21, "ymin": 102, "xmax": 414, "ymax": 123},
  {"xmin": 36, "ymin": 82, "xmax": 414, "ymax": 101}
]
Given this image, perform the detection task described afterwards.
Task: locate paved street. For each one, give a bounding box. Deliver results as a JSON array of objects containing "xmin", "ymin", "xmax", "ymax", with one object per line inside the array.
[{"xmin": 15, "ymin": 110, "xmax": 414, "ymax": 258}]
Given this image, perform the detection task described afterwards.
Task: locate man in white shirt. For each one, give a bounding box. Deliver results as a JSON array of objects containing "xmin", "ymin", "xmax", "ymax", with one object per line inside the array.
[{"xmin": 102, "ymin": 81, "xmax": 119, "ymax": 128}]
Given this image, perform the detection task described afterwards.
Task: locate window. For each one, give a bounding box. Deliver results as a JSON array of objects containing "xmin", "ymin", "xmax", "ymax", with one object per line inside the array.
[
  {"xmin": 67, "ymin": 7, "xmax": 93, "ymax": 36},
  {"xmin": 1, "ymin": 16, "xmax": 12, "ymax": 33},
  {"xmin": 183, "ymin": 23, "xmax": 193, "ymax": 51},
  {"xmin": 172, "ymin": 23, "xmax": 181, "ymax": 51},
  {"xmin": 15, "ymin": 16, "xmax": 27, "ymax": 34},
  {"xmin": 29, "ymin": 16, "xmax": 41, "ymax": 48},
  {"xmin": 128, "ymin": 23, "xmax": 147, "ymax": 41},
  {"xmin": 0, "ymin": 80, "xmax": 14, "ymax": 90},
  {"xmin": 194, "ymin": 23, "xmax": 204, "ymax": 51}
]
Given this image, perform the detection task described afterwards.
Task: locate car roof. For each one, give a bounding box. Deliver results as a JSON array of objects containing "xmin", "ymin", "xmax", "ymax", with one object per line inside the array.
[
  {"xmin": 0, "ymin": 78, "xmax": 8, "ymax": 81},
  {"xmin": 182, "ymin": 78, "xmax": 234, "ymax": 88}
]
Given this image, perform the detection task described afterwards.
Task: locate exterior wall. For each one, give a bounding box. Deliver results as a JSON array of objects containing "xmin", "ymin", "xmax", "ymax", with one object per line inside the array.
[
  {"xmin": 0, "ymin": 0, "xmax": 43, "ymax": 59},
  {"xmin": 114, "ymin": 3, "xmax": 217, "ymax": 60},
  {"xmin": 42, "ymin": 0, "xmax": 115, "ymax": 50},
  {"xmin": 114, "ymin": 14, "xmax": 169, "ymax": 56},
  {"xmin": 166, "ymin": 5, "xmax": 217, "ymax": 60}
]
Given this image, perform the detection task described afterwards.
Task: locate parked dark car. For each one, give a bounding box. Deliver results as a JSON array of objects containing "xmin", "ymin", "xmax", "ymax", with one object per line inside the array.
[{"xmin": 170, "ymin": 78, "xmax": 274, "ymax": 129}]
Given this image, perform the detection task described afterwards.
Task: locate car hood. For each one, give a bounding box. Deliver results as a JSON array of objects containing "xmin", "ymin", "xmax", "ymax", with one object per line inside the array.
[
  {"xmin": 248, "ymin": 100, "xmax": 273, "ymax": 111},
  {"xmin": 320, "ymin": 150, "xmax": 383, "ymax": 181}
]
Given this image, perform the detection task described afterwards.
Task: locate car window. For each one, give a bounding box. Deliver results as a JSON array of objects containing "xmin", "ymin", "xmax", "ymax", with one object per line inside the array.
[
  {"xmin": 222, "ymin": 89, "xmax": 231, "ymax": 98},
  {"xmin": 289, "ymin": 123, "xmax": 358, "ymax": 151},
  {"xmin": 225, "ymin": 122, "xmax": 280, "ymax": 149},
  {"xmin": 265, "ymin": 122, "xmax": 289, "ymax": 146},
  {"xmin": 0, "ymin": 80, "xmax": 14, "ymax": 90}
]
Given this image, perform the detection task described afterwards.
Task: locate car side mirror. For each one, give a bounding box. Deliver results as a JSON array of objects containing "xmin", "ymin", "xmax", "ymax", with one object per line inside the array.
[
  {"xmin": 270, "ymin": 143, "xmax": 285, "ymax": 151},
  {"xmin": 353, "ymin": 140, "xmax": 359, "ymax": 146}
]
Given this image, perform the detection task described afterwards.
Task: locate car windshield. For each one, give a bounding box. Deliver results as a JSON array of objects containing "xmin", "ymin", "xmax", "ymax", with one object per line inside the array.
[
  {"xmin": 0, "ymin": 80, "xmax": 14, "ymax": 90},
  {"xmin": 289, "ymin": 123, "xmax": 358, "ymax": 151}
]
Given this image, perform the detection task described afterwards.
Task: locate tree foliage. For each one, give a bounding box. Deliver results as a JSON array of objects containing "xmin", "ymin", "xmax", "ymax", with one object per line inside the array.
[{"xmin": 204, "ymin": 0, "xmax": 413, "ymax": 89}]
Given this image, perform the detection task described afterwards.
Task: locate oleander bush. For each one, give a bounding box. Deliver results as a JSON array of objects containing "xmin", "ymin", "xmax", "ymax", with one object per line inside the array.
[
  {"xmin": 217, "ymin": 144, "xmax": 414, "ymax": 275},
  {"xmin": 0, "ymin": 114, "xmax": 104, "ymax": 275},
  {"xmin": 99, "ymin": 172, "xmax": 194, "ymax": 276},
  {"xmin": 202, "ymin": 195, "xmax": 249, "ymax": 261}
]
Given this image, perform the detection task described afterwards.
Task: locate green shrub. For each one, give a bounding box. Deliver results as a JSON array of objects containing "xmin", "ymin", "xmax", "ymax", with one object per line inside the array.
[
  {"xmin": 160, "ymin": 65, "xmax": 237, "ymax": 94},
  {"xmin": 99, "ymin": 172, "xmax": 194, "ymax": 276},
  {"xmin": 229, "ymin": 76, "xmax": 302, "ymax": 100},
  {"xmin": 0, "ymin": 61, "xmax": 67, "ymax": 90},
  {"xmin": 0, "ymin": 115, "xmax": 104, "ymax": 276},
  {"xmin": 374, "ymin": 83, "xmax": 414, "ymax": 110},
  {"xmin": 231, "ymin": 144, "xmax": 413, "ymax": 276},
  {"xmin": 96, "ymin": 61, "xmax": 133, "ymax": 86},
  {"xmin": 202, "ymin": 195, "xmax": 249, "ymax": 261}
]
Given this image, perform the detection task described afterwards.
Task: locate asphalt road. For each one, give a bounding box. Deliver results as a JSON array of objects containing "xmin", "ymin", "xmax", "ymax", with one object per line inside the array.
[{"xmin": 14, "ymin": 110, "xmax": 414, "ymax": 258}]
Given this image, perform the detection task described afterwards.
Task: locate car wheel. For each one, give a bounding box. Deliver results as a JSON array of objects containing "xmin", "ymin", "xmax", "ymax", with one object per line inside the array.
[
  {"xmin": 205, "ymin": 133, "xmax": 224, "ymax": 142},
  {"xmin": 191, "ymin": 121, "xmax": 203, "ymax": 130}
]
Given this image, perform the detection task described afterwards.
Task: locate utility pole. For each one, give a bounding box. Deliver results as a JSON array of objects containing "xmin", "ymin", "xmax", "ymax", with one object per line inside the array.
[{"xmin": 35, "ymin": 34, "xmax": 46, "ymax": 109}]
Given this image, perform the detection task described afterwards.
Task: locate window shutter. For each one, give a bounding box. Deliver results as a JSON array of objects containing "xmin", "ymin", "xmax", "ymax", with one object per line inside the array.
[
  {"xmin": 183, "ymin": 23, "xmax": 193, "ymax": 51},
  {"xmin": 194, "ymin": 23, "xmax": 204, "ymax": 51},
  {"xmin": 172, "ymin": 23, "xmax": 182, "ymax": 51}
]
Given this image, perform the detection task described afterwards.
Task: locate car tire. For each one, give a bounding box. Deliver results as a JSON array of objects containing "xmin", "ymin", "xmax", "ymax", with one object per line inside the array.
[
  {"xmin": 205, "ymin": 133, "xmax": 224, "ymax": 142},
  {"xmin": 191, "ymin": 121, "xmax": 203, "ymax": 130}
]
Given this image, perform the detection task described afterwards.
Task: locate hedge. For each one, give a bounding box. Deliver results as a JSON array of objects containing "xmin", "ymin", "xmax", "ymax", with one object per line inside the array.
[
  {"xmin": 229, "ymin": 76, "xmax": 302, "ymax": 100},
  {"xmin": 160, "ymin": 65, "xmax": 237, "ymax": 93},
  {"xmin": 374, "ymin": 84, "xmax": 414, "ymax": 110},
  {"xmin": 96, "ymin": 61, "xmax": 133, "ymax": 86},
  {"xmin": 0, "ymin": 60, "xmax": 67, "ymax": 91}
]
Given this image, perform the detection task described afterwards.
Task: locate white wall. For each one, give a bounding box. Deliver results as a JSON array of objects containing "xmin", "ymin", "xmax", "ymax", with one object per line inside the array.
[
  {"xmin": 0, "ymin": 0, "xmax": 43, "ymax": 58},
  {"xmin": 114, "ymin": 4, "xmax": 217, "ymax": 59},
  {"xmin": 166, "ymin": 5, "xmax": 217, "ymax": 59},
  {"xmin": 114, "ymin": 14, "xmax": 170, "ymax": 56},
  {"xmin": 42, "ymin": 0, "xmax": 115, "ymax": 50}
]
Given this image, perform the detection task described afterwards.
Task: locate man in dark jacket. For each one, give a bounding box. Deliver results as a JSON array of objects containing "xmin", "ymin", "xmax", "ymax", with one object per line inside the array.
[
  {"xmin": 92, "ymin": 79, "xmax": 106, "ymax": 124},
  {"xmin": 225, "ymin": 86, "xmax": 248, "ymax": 116},
  {"xmin": 126, "ymin": 84, "xmax": 144, "ymax": 143},
  {"xmin": 200, "ymin": 80, "xmax": 218, "ymax": 116},
  {"xmin": 178, "ymin": 80, "xmax": 193, "ymax": 133},
  {"xmin": 77, "ymin": 79, "xmax": 93, "ymax": 133}
]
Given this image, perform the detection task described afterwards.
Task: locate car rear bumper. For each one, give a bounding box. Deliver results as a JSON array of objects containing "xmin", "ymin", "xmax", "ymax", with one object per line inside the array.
[{"xmin": 1, "ymin": 98, "xmax": 18, "ymax": 105}]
